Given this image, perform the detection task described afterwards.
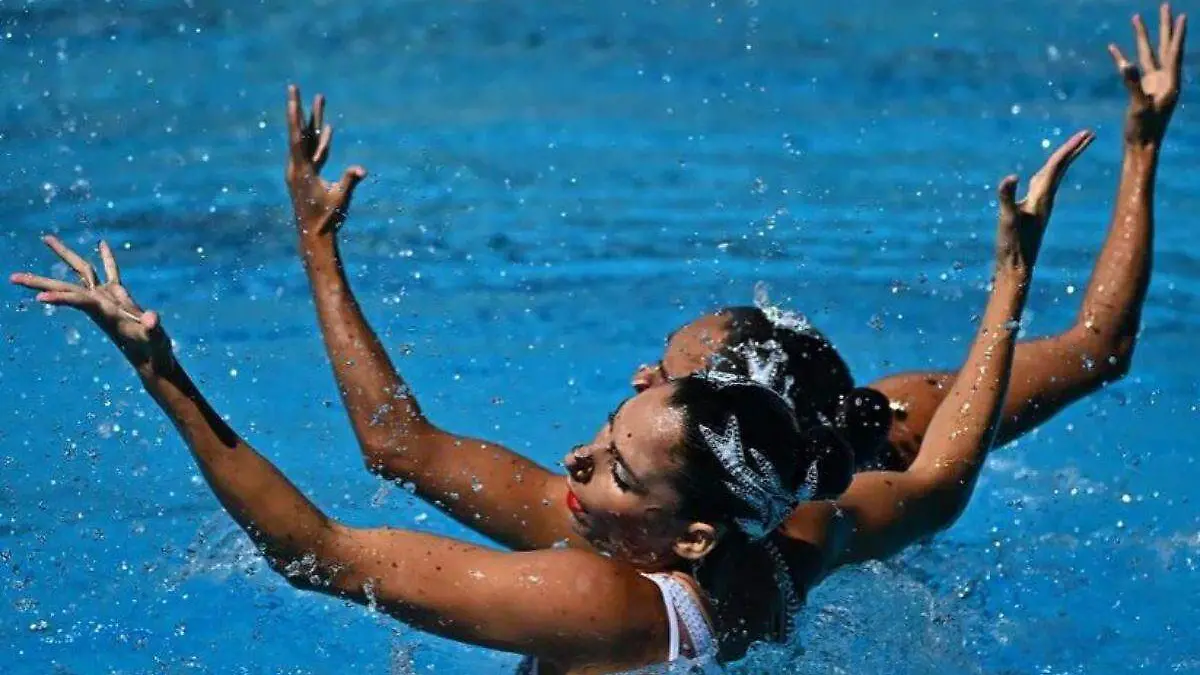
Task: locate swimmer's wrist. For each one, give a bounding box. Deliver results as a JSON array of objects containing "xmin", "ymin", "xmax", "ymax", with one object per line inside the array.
[
  {"xmin": 993, "ymin": 260, "xmax": 1033, "ymax": 281},
  {"xmin": 133, "ymin": 351, "xmax": 181, "ymax": 383},
  {"xmin": 1123, "ymin": 140, "xmax": 1162, "ymax": 162},
  {"xmin": 991, "ymin": 265, "xmax": 1033, "ymax": 295},
  {"xmin": 297, "ymin": 233, "xmax": 339, "ymax": 264}
]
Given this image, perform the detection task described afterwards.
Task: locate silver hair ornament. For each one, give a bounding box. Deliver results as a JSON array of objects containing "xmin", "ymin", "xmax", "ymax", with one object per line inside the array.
[
  {"xmin": 699, "ymin": 414, "xmax": 798, "ymax": 538},
  {"xmin": 733, "ymin": 339, "xmax": 793, "ymax": 405}
]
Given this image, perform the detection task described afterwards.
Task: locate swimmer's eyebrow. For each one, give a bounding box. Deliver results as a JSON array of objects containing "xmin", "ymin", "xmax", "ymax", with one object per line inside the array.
[{"xmin": 607, "ymin": 402, "xmax": 647, "ymax": 490}]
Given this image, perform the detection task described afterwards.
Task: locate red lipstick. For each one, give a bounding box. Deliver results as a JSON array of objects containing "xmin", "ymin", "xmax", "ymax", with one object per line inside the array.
[{"xmin": 566, "ymin": 489, "xmax": 584, "ymax": 515}]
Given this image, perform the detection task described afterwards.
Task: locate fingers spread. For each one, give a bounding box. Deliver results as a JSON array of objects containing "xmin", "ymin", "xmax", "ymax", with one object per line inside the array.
[
  {"xmin": 1108, "ymin": 42, "xmax": 1130, "ymax": 69},
  {"xmin": 311, "ymin": 94, "xmax": 325, "ymax": 136},
  {"xmin": 35, "ymin": 289, "xmax": 92, "ymax": 308},
  {"xmin": 997, "ymin": 175, "xmax": 1019, "ymax": 215},
  {"xmin": 313, "ymin": 124, "xmax": 334, "ymax": 169},
  {"xmin": 9, "ymin": 272, "xmax": 79, "ymax": 293},
  {"xmin": 1027, "ymin": 130, "xmax": 1092, "ymax": 211},
  {"xmin": 42, "ymin": 235, "xmax": 98, "ymax": 288},
  {"xmin": 1170, "ymin": 14, "xmax": 1187, "ymax": 78},
  {"xmin": 287, "ymin": 84, "xmax": 305, "ymax": 158},
  {"xmin": 1160, "ymin": 3, "xmax": 1173, "ymax": 59},
  {"xmin": 1055, "ymin": 129, "xmax": 1096, "ymax": 165},
  {"xmin": 1109, "ymin": 45, "xmax": 1151, "ymax": 105},
  {"xmin": 336, "ymin": 165, "xmax": 367, "ymax": 197},
  {"xmin": 1133, "ymin": 14, "xmax": 1158, "ymax": 71},
  {"xmin": 98, "ymin": 240, "xmax": 121, "ymax": 285}
]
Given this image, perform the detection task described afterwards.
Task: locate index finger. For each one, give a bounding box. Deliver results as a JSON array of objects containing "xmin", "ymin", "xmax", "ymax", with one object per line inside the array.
[
  {"xmin": 1031, "ymin": 130, "xmax": 1094, "ymax": 205},
  {"xmin": 311, "ymin": 94, "xmax": 325, "ymax": 137},
  {"xmin": 287, "ymin": 84, "xmax": 305, "ymax": 156},
  {"xmin": 1049, "ymin": 129, "xmax": 1094, "ymax": 168},
  {"xmin": 1160, "ymin": 3, "xmax": 1173, "ymax": 59},
  {"xmin": 1169, "ymin": 14, "xmax": 1187, "ymax": 78},
  {"xmin": 1133, "ymin": 14, "xmax": 1157, "ymax": 71},
  {"xmin": 98, "ymin": 240, "xmax": 120, "ymax": 285},
  {"xmin": 43, "ymin": 235, "xmax": 99, "ymax": 287}
]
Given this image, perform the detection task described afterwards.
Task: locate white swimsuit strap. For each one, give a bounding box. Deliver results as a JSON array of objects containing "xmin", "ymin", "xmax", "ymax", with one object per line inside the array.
[
  {"xmin": 640, "ymin": 572, "xmax": 682, "ymax": 660},
  {"xmin": 640, "ymin": 573, "xmax": 719, "ymax": 662}
]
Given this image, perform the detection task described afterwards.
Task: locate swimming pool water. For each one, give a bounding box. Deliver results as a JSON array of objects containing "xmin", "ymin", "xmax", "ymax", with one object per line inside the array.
[{"xmin": 2, "ymin": 1, "xmax": 1197, "ymax": 672}]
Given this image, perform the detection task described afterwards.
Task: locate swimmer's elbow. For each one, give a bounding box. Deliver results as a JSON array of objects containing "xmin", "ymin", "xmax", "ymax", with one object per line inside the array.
[
  {"xmin": 359, "ymin": 437, "xmax": 419, "ymax": 479},
  {"xmin": 261, "ymin": 523, "xmax": 349, "ymax": 591},
  {"xmin": 1069, "ymin": 326, "xmax": 1136, "ymax": 385},
  {"xmin": 929, "ymin": 493, "xmax": 970, "ymax": 534},
  {"xmin": 914, "ymin": 478, "xmax": 973, "ymax": 535},
  {"xmin": 361, "ymin": 443, "xmax": 398, "ymax": 477},
  {"xmin": 1097, "ymin": 335, "xmax": 1135, "ymax": 383}
]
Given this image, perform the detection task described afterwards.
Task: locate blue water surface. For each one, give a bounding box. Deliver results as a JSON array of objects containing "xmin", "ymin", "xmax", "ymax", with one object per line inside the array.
[{"xmin": 2, "ymin": 1, "xmax": 1198, "ymax": 673}]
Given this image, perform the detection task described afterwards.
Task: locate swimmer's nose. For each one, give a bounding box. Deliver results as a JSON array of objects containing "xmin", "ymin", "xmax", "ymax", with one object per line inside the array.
[
  {"xmin": 565, "ymin": 445, "xmax": 594, "ymax": 483},
  {"xmin": 631, "ymin": 364, "xmax": 657, "ymax": 392}
]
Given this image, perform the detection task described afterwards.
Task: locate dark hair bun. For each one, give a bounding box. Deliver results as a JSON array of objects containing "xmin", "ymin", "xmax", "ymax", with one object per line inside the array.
[
  {"xmin": 793, "ymin": 425, "xmax": 855, "ymax": 500},
  {"xmin": 834, "ymin": 387, "xmax": 893, "ymax": 471},
  {"xmin": 716, "ymin": 306, "xmax": 894, "ymax": 474}
]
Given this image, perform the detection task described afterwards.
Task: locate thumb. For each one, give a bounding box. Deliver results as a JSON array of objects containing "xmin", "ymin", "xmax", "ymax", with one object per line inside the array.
[
  {"xmin": 1108, "ymin": 44, "xmax": 1151, "ymax": 107},
  {"xmin": 997, "ymin": 174, "xmax": 1019, "ymax": 218},
  {"xmin": 335, "ymin": 165, "xmax": 367, "ymax": 203}
]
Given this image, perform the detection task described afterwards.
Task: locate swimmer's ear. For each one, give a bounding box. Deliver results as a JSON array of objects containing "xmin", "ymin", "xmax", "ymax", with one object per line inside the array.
[{"xmin": 673, "ymin": 522, "xmax": 719, "ymax": 561}]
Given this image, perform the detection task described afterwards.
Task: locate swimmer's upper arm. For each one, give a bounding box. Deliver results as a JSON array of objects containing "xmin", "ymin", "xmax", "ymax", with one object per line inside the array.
[
  {"xmin": 316, "ymin": 524, "xmax": 666, "ymax": 667},
  {"xmin": 381, "ymin": 425, "xmax": 584, "ymax": 551},
  {"xmin": 780, "ymin": 470, "xmax": 952, "ymax": 571},
  {"xmin": 827, "ymin": 470, "xmax": 954, "ymax": 566}
]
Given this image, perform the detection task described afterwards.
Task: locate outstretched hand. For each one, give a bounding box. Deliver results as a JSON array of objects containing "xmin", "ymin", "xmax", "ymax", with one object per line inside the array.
[
  {"xmin": 1108, "ymin": 3, "xmax": 1187, "ymax": 146},
  {"xmin": 995, "ymin": 130, "xmax": 1095, "ymax": 272},
  {"xmin": 286, "ymin": 85, "xmax": 367, "ymax": 238},
  {"xmin": 9, "ymin": 237, "xmax": 173, "ymax": 375}
]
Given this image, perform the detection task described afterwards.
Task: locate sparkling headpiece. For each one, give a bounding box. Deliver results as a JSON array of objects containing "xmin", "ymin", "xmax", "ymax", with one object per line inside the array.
[
  {"xmin": 698, "ymin": 410, "xmax": 819, "ymax": 539},
  {"xmin": 729, "ymin": 338, "xmax": 795, "ymax": 408}
]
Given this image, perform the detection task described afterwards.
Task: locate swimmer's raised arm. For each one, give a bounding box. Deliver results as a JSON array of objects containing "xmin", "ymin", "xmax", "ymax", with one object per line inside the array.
[
  {"xmin": 11, "ymin": 237, "xmax": 340, "ymax": 580},
  {"xmin": 782, "ymin": 132, "xmax": 1093, "ymax": 569},
  {"xmin": 9, "ymin": 240, "xmax": 665, "ymax": 671},
  {"xmin": 284, "ymin": 86, "xmax": 578, "ymax": 551},
  {"xmin": 869, "ymin": 4, "xmax": 1186, "ymax": 466}
]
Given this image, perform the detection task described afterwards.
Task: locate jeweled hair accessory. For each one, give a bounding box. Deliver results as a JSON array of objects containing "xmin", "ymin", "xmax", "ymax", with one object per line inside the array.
[
  {"xmin": 699, "ymin": 414, "xmax": 815, "ymax": 539},
  {"xmin": 729, "ymin": 339, "xmax": 795, "ymax": 407},
  {"xmin": 694, "ymin": 368, "xmax": 743, "ymax": 388}
]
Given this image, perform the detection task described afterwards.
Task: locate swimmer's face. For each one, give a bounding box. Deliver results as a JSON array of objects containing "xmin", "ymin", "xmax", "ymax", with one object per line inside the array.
[
  {"xmin": 631, "ymin": 313, "xmax": 729, "ymax": 393},
  {"xmin": 562, "ymin": 384, "xmax": 717, "ymax": 566}
]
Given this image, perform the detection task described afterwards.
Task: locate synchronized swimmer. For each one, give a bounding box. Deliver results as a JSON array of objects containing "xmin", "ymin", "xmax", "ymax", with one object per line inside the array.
[{"xmin": 9, "ymin": 6, "xmax": 1185, "ymax": 673}]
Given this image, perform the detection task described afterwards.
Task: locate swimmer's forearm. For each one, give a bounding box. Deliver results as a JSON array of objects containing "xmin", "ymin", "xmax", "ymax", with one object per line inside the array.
[
  {"xmin": 909, "ymin": 270, "xmax": 1028, "ymax": 504},
  {"xmin": 298, "ymin": 238, "xmax": 435, "ymax": 461},
  {"xmin": 299, "ymin": 238, "xmax": 573, "ymax": 550},
  {"xmin": 871, "ymin": 333, "xmax": 1116, "ymax": 466},
  {"xmin": 872, "ymin": 145, "xmax": 1158, "ymax": 464},
  {"xmin": 137, "ymin": 359, "xmax": 338, "ymax": 572},
  {"xmin": 823, "ymin": 273, "xmax": 1029, "ymax": 566},
  {"xmin": 1077, "ymin": 143, "xmax": 1157, "ymax": 362}
]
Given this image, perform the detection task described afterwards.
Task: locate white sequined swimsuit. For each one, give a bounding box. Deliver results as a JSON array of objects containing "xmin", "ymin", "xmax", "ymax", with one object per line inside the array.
[{"xmin": 516, "ymin": 572, "xmax": 723, "ymax": 674}]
